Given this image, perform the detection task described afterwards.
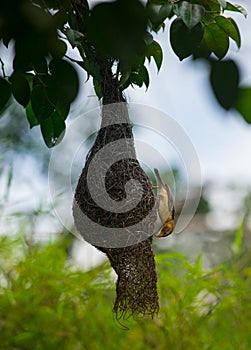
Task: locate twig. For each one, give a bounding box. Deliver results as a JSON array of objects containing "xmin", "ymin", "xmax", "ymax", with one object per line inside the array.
[{"xmin": 0, "ymin": 58, "xmax": 6, "ymax": 78}]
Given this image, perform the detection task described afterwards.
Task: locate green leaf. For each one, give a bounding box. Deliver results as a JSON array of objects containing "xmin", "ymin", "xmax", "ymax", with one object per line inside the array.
[
  {"xmin": 215, "ymin": 16, "xmax": 241, "ymax": 48},
  {"xmin": 144, "ymin": 32, "xmax": 154, "ymax": 46},
  {"xmin": 0, "ymin": 77, "xmax": 11, "ymax": 112},
  {"xmin": 190, "ymin": 0, "xmax": 220, "ymax": 24},
  {"xmin": 193, "ymin": 37, "xmax": 211, "ymax": 58},
  {"xmin": 130, "ymin": 65, "xmax": 150, "ymax": 89},
  {"xmin": 145, "ymin": 40, "xmax": 163, "ymax": 71},
  {"xmin": 78, "ymin": 58, "xmax": 101, "ymax": 82},
  {"xmin": 191, "ymin": 0, "xmax": 220, "ymax": 12},
  {"xmin": 204, "ymin": 23, "xmax": 229, "ymax": 59},
  {"xmin": 53, "ymin": 9, "xmax": 68, "ymax": 29},
  {"xmin": 40, "ymin": 111, "xmax": 65, "ymax": 148},
  {"xmin": 130, "ymin": 72, "xmax": 143, "ymax": 88},
  {"xmin": 25, "ymin": 73, "xmax": 35, "ymax": 89},
  {"xmin": 24, "ymin": 74, "xmax": 38, "ymax": 127},
  {"xmin": 119, "ymin": 63, "xmax": 132, "ymax": 89},
  {"xmin": 225, "ymin": 2, "xmax": 247, "ymax": 17},
  {"xmin": 93, "ymin": 79, "xmax": 103, "ymax": 99},
  {"xmin": 33, "ymin": 56, "xmax": 48, "ymax": 74},
  {"xmin": 55, "ymin": 99, "xmax": 70, "ymax": 120},
  {"xmin": 174, "ymin": 1, "xmax": 205, "ymax": 29},
  {"xmin": 210, "ymin": 59, "xmax": 239, "ymax": 110},
  {"xmin": 49, "ymin": 59, "xmax": 79, "ymax": 103},
  {"xmin": 147, "ymin": 3, "xmax": 172, "ymax": 31},
  {"xmin": 235, "ymin": 87, "xmax": 251, "ymax": 123},
  {"xmin": 140, "ymin": 65, "xmax": 150, "ymax": 89},
  {"xmin": 227, "ymin": 18, "xmax": 241, "ymax": 48},
  {"xmin": 65, "ymin": 28, "xmax": 84, "ymax": 48},
  {"xmin": 119, "ymin": 70, "xmax": 131, "ymax": 88},
  {"xmin": 170, "ymin": 18, "xmax": 204, "ymax": 61},
  {"xmin": 13, "ymin": 54, "xmax": 32, "ymax": 73},
  {"xmin": 25, "ymin": 101, "xmax": 39, "ymax": 128},
  {"xmin": 31, "ymin": 78, "xmax": 57, "ymax": 121},
  {"xmin": 87, "ymin": 0, "xmax": 148, "ymax": 61},
  {"xmin": 51, "ymin": 39, "xmax": 67, "ymax": 59},
  {"xmin": 14, "ymin": 55, "xmax": 47, "ymax": 75},
  {"xmin": 10, "ymin": 73, "xmax": 30, "ymax": 107}
]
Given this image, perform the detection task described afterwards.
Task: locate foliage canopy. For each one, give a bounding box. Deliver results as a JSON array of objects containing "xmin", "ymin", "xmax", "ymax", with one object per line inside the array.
[
  {"xmin": 0, "ymin": 0, "xmax": 249, "ymax": 147},
  {"xmin": 1, "ymin": 235, "xmax": 251, "ymax": 349}
]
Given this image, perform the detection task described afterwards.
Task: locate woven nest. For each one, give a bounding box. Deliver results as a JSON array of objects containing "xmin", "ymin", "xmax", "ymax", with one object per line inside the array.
[{"xmin": 73, "ymin": 76, "xmax": 159, "ymax": 318}]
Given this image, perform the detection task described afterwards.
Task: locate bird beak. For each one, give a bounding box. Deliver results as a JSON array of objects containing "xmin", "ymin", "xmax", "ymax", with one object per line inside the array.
[
  {"xmin": 156, "ymin": 222, "xmax": 174, "ymax": 237},
  {"xmin": 151, "ymin": 185, "xmax": 159, "ymax": 189},
  {"xmin": 156, "ymin": 231, "xmax": 165, "ymax": 238},
  {"xmin": 156, "ymin": 231, "xmax": 173, "ymax": 238}
]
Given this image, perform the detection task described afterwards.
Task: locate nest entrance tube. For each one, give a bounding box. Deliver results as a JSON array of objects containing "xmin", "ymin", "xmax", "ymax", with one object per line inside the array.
[{"xmin": 73, "ymin": 101, "xmax": 159, "ymax": 318}]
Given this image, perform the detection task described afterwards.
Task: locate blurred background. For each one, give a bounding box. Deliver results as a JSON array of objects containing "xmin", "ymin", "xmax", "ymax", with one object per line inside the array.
[{"xmin": 0, "ymin": 0, "xmax": 251, "ymax": 270}]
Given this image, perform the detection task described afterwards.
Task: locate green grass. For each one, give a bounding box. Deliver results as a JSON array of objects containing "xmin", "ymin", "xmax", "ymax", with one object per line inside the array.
[{"xmin": 0, "ymin": 234, "xmax": 251, "ymax": 350}]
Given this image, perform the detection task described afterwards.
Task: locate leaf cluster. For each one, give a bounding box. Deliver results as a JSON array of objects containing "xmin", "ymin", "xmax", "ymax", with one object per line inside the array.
[
  {"xmin": 148, "ymin": 0, "xmax": 249, "ymax": 117},
  {"xmin": 80, "ymin": 0, "xmax": 164, "ymax": 95},
  {"xmin": 1, "ymin": 235, "xmax": 251, "ymax": 349},
  {"xmin": 167, "ymin": 0, "xmax": 244, "ymax": 61},
  {"xmin": 0, "ymin": 0, "xmax": 78, "ymax": 147},
  {"xmin": 0, "ymin": 0, "xmax": 250, "ymax": 148}
]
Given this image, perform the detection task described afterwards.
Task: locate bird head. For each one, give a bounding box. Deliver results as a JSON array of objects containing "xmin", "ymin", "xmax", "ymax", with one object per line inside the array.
[
  {"xmin": 156, "ymin": 205, "xmax": 175, "ymax": 237},
  {"xmin": 156, "ymin": 219, "xmax": 175, "ymax": 237}
]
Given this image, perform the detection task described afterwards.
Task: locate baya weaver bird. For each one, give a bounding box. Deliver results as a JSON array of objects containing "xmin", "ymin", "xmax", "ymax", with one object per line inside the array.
[{"xmin": 153, "ymin": 168, "xmax": 175, "ymax": 238}]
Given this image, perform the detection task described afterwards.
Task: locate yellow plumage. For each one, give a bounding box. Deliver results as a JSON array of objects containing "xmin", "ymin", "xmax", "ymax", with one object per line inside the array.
[{"xmin": 154, "ymin": 168, "xmax": 175, "ymax": 238}]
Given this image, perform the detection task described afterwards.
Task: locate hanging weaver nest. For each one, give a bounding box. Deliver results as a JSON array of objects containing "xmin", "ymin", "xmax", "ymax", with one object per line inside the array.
[{"xmin": 73, "ymin": 72, "xmax": 159, "ymax": 318}]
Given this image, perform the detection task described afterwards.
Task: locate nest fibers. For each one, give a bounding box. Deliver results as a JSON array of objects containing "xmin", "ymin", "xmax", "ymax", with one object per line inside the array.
[{"xmin": 73, "ymin": 98, "xmax": 159, "ymax": 318}]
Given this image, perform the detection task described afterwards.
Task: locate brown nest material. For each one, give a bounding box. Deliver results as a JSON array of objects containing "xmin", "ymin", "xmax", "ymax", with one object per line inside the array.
[{"xmin": 73, "ymin": 76, "xmax": 159, "ymax": 318}]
